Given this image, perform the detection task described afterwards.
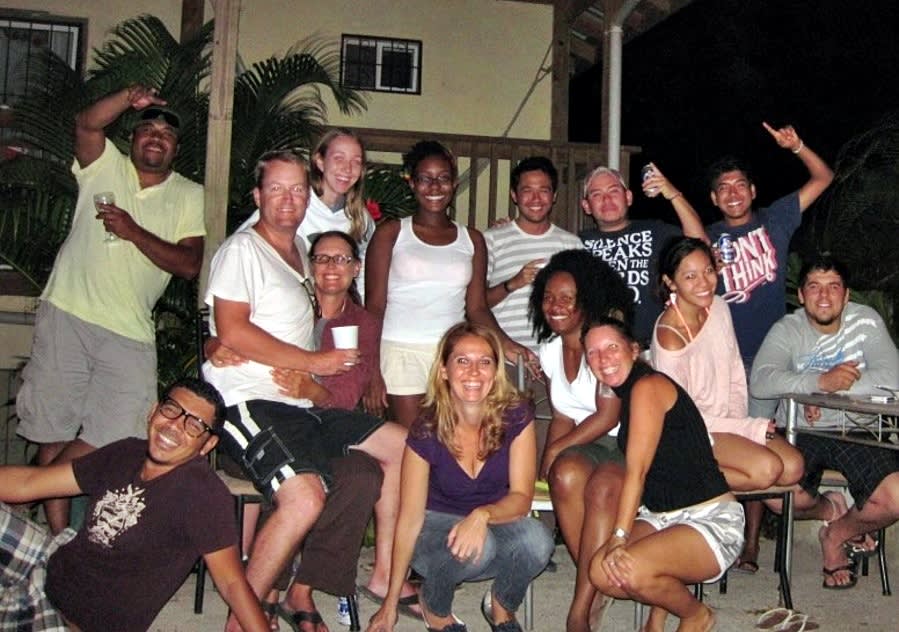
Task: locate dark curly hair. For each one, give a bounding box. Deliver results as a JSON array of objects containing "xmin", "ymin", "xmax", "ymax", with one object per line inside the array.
[
  {"xmin": 528, "ymin": 249, "xmax": 633, "ymax": 345},
  {"xmin": 402, "ymin": 140, "xmax": 458, "ymax": 181}
]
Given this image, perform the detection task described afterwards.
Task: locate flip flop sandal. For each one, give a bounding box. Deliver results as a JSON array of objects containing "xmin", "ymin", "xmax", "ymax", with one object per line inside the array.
[
  {"xmin": 821, "ymin": 563, "xmax": 858, "ymax": 590},
  {"xmin": 845, "ymin": 532, "xmax": 879, "ymax": 558},
  {"xmin": 756, "ymin": 607, "xmax": 793, "ymax": 630},
  {"xmin": 776, "ymin": 612, "xmax": 820, "ymax": 632},
  {"xmin": 733, "ymin": 559, "xmax": 760, "ymax": 574},
  {"xmin": 276, "ymin": 605, "xmax": 323, "ymax": 632},
  {"xmin": 357, "ymin": 585, "xmax": 423, "ymax": 620},
  {"xmin": 261, "ymin": 601, "xmax": 280, "ymax": 631}
]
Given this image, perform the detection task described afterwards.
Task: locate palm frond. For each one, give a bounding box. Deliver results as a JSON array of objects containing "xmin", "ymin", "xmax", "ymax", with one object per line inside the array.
[
  {"xmin": 0, "ymin": 157, "xmax": 76, "ymax": 290},
  {"xmin": 812, "ymin": 109, "xmax": 899, "ymax": 291},
  {"xmin": 364, "ymin": 165, "xmax": 416, "ymax": 220}
]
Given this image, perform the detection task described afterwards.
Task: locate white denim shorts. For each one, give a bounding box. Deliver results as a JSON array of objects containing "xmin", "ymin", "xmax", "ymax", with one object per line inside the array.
[
  {"xmin": 637, "ymin": 499, "xmax": 745, "ymax": 582},
  {"xmin": 380, "ymin": 339, "xmax": 438, "ymax": 395}
]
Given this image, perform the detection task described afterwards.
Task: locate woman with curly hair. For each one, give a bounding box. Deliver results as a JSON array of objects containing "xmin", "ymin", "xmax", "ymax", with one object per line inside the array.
[
  {"xmin": 365, "ymin": 140, "xmax": 530, "ymax": 427},
  {"xmin": 367, "ymin": 322, "xmax": 554, "ymax": 632},
  {"xmin": 527, "ymin": 248, "xmax": 633, "ymax": 632}
]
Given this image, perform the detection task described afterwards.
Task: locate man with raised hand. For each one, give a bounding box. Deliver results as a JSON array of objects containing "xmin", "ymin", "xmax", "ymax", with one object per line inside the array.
[
  {"xmin": 579, "ymin": 164, "xmax": 706, "ymax": 347},
  {"xmin": 16, "ymin": 85, "xmax": 205, "ymax": 534}
]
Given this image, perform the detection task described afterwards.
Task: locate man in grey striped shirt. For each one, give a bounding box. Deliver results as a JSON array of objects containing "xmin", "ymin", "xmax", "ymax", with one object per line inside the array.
[{"xmin": 485, "ymin": 156, "xmax": 584, "ymax": 353}]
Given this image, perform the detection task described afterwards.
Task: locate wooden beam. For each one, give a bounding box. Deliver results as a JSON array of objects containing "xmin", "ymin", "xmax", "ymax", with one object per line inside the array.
[
  {"xmin": 179, "ymin": 0, "xmax": 204, "ymax": 42},
  {"xmin": 569, "ymin": 36, "xmax": 598, "ymax": 65},
  {"xmin": 550, "ymin": 2, "xmax": 570, "ymax": 142},
  {"xmin": 199, "ymin": 0, "xmax": 240, "ymax": 302}
]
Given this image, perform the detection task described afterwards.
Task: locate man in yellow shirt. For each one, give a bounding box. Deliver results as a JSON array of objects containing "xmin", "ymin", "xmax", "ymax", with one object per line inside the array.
[{"xmin": 16, "ymin": 85, "xmax": 206, "ymax": 534}]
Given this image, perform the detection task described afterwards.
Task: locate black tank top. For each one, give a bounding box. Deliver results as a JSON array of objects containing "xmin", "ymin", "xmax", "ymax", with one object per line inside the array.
[{"xmin": 612, "ymin": 362, "xmax": 729, "ymax": 512}]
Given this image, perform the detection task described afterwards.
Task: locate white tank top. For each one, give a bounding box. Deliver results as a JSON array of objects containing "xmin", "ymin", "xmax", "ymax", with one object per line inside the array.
[{"xmin": 381, "ymin": 216, "xmax": 474, "ymax": 343}]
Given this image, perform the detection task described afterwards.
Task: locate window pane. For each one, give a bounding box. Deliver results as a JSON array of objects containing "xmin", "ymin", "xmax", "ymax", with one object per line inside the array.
[
  {"xmin": 341, "ymin": 34, "xmax": 420, "ymax": 95},
  {"xmin": 381, "ymin": 49, "xmax": 413, "ymax": 90}
]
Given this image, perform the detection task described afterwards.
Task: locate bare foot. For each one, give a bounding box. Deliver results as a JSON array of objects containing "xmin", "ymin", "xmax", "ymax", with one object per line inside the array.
[
  {"xmin": 565, "ymin": 593, "xmax": 595, "ymax": 632},
  {"xmin": 819, "ymin": 524, "xmax": 856, "ymax": 588},
  {"xmin": 675, "ymin": 604, "xmax": 715, "ymax": 632},
  {"xmin": 589, "ymin": 595, "xmax": 614, "ymax": 631},
  {"xmin": 641, "ymin": 605, "xmax": 667, "ymax": 632}
]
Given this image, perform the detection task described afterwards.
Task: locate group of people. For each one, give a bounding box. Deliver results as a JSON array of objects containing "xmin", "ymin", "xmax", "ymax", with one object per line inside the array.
[{"xmin": 2, "ymin": 83, "xmax": 899, "ymax": 632}]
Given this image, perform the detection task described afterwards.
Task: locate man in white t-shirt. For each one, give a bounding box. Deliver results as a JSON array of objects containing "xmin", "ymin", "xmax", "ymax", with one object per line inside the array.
[{"xmin": 485, "ymin": 156, "xmax": 583, "ymax": 354}]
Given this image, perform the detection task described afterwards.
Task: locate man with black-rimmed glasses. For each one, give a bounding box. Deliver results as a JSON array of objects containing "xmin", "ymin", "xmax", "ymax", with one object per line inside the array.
[{"xmin": 0, "ymin": 377, "xmax": 268, "ymax": 632}]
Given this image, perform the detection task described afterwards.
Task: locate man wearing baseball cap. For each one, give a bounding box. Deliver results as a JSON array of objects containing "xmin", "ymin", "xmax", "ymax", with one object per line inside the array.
[{"xmin": 16, "ymin": 85, "xmax": 206, "ymax": 535}]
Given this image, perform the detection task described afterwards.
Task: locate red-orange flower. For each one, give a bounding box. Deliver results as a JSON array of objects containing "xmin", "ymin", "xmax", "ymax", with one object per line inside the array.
[{"xmin": 365, "ymin": 199, "xmax": 382, "ymax": 220}]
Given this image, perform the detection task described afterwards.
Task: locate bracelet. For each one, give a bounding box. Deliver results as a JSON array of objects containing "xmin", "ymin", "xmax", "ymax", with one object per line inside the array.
[
  {"xmin": 503, "ymin": 280, "xmax": 513, "ymax": 293},
  {"xmin": 792, "ymin": 140, "xmax": 804, "ymax": 154},
  {"xmin": 665, "ymin": 192, "xmax": 683, "ymax": 202},
  {"xmin": 765, "ymin": 431, "xmax": 776, "ymax": 440},
  {"xmin": 613, "ymin": 527, "xmax": 629, "ymax": 540}
]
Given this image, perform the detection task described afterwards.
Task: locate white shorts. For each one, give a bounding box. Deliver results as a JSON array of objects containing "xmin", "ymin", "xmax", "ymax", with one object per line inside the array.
[
  {"xmin": 380, "ymin": 339, "xmax": 437, "ymax": 396},
  {"xmin": 637, "ymin": 499, "xmax": 745, "ymax": 582}
]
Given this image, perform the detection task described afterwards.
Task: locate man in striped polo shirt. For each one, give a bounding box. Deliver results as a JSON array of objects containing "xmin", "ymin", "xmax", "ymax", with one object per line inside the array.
[{"xmin": 485, "ymin": 156, "xmax": 583, "ymax": 354}]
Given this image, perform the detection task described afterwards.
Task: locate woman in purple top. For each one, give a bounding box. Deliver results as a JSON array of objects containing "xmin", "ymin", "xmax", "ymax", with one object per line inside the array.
[{"xmin": 367, "ymin": 323, "xmax": 554, "ymax": 632}]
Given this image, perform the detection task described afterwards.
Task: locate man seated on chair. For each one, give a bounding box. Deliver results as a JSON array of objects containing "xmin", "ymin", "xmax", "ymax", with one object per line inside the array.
[
  {"xmin": 202, "ymin": 150, "xmax": 407, "ymax": 631},
  {"xmin": 0, "ymin": 377, "xmax": 268, "ymax": 631},
  {"xmin": 751, "ymin": 254, "xmax": 899, "ymax": 589}
]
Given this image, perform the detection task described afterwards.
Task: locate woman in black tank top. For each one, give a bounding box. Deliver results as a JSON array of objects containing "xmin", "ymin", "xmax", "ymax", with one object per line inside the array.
[{"xmin": 582, "ymin": 317, "xmax": 743, "ymax": 632}]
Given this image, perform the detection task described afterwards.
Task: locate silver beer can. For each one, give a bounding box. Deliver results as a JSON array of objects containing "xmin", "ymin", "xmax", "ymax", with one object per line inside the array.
[{"xmin": 716, "ymin": 233, "xmax": 737, "ymax": 264}]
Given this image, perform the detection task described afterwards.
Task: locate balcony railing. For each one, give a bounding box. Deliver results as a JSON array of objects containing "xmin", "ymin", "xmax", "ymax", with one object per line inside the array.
[{"xmin": 347, "ymin": 126, "xmax": 639, "ymax": 234}]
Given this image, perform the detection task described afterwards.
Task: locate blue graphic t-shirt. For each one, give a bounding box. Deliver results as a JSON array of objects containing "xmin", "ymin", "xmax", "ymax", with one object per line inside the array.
[
  {"xmin": 580, "ymin": 219, "xmax": 680, "ymax": 346},
  {"xmin": 707, "ymin": 192, "xmax": 801, "ymax": 366}
]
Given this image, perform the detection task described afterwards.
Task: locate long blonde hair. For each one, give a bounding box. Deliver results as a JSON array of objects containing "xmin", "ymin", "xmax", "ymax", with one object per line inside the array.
[
  {"xmin": 419, "ymin": 322, "xmax": 520, "ymax": 459},
  {"xmin": 310, "ymin": 128, "xmax": 369, "ymax": 243}
]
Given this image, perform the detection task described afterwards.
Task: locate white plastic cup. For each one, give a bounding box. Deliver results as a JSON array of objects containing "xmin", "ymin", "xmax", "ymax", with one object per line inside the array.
[{"xmin": 331, "ymin": 325, "xmax": 359, "ymax": 350}]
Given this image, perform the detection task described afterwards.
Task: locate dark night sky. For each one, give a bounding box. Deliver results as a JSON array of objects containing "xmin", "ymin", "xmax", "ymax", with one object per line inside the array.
[{"xmin": 570, "ymin": 0, "xmax": 899, "ymax": 224}]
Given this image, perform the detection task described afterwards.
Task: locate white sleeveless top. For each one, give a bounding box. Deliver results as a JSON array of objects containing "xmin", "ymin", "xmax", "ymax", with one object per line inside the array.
[{"xmin": 381, "ymin": 216, "xmax": 474, "ymax": 344}]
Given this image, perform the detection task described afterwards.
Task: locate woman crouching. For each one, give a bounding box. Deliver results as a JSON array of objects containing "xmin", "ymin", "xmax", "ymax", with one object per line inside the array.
[
  {"xmin": 367, "ymin": 322, "xmax": 553, "ymax": 632},
  {"xmin": 584, "ymin": 318, "xmax": 744, "ymax": 632}
]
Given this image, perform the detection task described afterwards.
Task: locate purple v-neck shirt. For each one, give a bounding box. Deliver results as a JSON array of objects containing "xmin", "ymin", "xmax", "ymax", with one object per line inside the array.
[{"xmin": 407, "ymin": 400, "xmax": 534, "ymax": 516}]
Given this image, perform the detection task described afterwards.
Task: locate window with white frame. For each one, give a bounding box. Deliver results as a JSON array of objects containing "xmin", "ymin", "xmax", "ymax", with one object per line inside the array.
[
  {"xmin": 341, "ymin": 35, "xmax": 421, "ymax": 95},
  {"xmin": 0, "ymin": 12, "xmax": 84, "ymax": 106}
]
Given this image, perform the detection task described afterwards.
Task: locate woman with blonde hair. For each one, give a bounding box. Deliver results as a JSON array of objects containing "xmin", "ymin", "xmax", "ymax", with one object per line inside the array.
[
  {"xmin": 367, "ymin": 322, "xmax": 553, "ymax": 632},
  {"xmin": 237, "ymin": 128, "xmax": 376, "ymax": 297}
]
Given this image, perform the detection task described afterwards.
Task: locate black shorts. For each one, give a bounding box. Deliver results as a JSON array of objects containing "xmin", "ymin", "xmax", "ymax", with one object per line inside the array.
[
  {"xmin": 219, "ymin": 400, "xmax": 383, "ymax": 502},
  {"xmin": 797, "ymin": 432, "xmax": 899, "ymax": 509}
]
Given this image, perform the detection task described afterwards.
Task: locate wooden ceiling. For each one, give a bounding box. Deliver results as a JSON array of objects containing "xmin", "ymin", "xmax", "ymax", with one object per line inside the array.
[{"xmin": 510, "ymin": 0, "xmax": 696, "ymax": 74}]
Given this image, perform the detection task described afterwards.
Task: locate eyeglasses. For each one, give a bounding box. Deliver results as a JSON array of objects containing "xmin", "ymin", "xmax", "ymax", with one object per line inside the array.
[
  {"xmin": 413, "ymin": 174, "xmax": 454, "ymax": 187},
  {"xmin": 310, "ymin": 254, "xmax": 356, "ymax": 266},
  {"xmin": 158, "ymin": 398, "xmax": 215, "ymax": 438},
  {"xmin": 301, "ymin": 277, "xmax": 322, "ymax": 319}
]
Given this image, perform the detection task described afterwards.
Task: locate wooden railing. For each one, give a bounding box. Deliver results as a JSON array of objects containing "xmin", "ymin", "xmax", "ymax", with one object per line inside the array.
[{"xmin": 347, "ymin": 126, "xmax": 640, "ymax": 234}]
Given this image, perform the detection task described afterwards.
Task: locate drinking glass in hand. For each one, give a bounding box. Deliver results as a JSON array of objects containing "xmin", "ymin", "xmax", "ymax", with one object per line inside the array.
[{"xmin": 93, "ymin": 192, "xmax": 117, "ymax": 242}]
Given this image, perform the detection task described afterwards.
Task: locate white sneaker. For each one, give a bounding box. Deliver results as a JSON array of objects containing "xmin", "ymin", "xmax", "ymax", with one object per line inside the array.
[{"xmin": 337, "ymin": 596, "xmax": 352, "ymax": 627}]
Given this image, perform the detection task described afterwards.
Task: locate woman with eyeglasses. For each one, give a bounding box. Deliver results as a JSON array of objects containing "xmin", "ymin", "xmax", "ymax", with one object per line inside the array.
[
  {"xmin": 364, "ymin": 140, "xmax": 531, "ymax": 428},
  {"xmin": 208, "ymin": 229, "xmax": 421, "ymax": 626}
]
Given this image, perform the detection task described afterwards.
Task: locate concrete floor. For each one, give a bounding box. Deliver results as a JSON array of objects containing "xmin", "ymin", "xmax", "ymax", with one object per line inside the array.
[{"xmin": 152, "ymin": 524, "xmax": 896, "ymax": 631}]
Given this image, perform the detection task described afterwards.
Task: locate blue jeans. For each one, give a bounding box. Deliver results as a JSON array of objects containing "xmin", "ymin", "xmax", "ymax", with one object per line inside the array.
[{"xmin": 411, "ymin": 510, "xmax": 554, "ymax": 617}]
